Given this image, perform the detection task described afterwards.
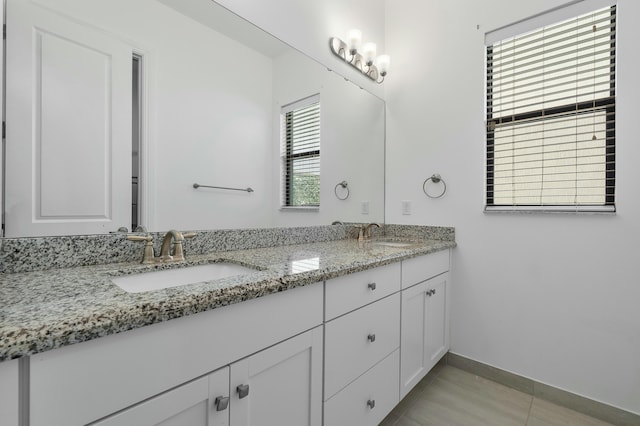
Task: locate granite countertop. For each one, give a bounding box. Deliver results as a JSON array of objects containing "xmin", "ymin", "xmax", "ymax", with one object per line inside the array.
[{"xmin": 0, "ymin": 237, "xmax": 455, "ymax": 362}]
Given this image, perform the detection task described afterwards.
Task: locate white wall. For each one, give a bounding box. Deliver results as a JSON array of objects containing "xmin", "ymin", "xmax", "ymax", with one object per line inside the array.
[
  {"xmin": 0, "ymin": 2, "xmax": 4, "ymax": 229},
  {"xmin": 385, "ymin": 0, "xmax": 640, "ymax": 415},
  {"xmin": 213, "ymin": 0, "xmax": 387, "ymax": 98}
]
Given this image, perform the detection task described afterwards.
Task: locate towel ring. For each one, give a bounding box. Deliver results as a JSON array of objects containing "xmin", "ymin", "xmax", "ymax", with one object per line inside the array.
[
  {"xmin": 423, "ymin": 174, "xmax": 447, "ymax": 199},
  {"xmin": 334, "ymin": 181, "xmax": 349, "ymax": 200}
]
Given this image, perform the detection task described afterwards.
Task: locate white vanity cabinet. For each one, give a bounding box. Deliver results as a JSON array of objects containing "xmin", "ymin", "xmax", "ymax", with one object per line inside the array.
[
  {"xmin": 400, "ymin": 250, "xmax": 451, "ymax": 399},
  {"xmin": 16, "ymin": 247, "xmax": 453, "ymax": 426},
  {"xmin": 28, "ymin": 282, "xmax": 324, "ymax": 426},
  {"xmin": 93, "ymin": 366, "xmax": 230, "ymax": 426},
  {"xmin": 94, "ymin": 326, "xmax": 323, "ymax": 426},
  {"xmin": 229, "ymin": 326, "xmax": 323, "ymax": 426},
  {"xmin": 0, "ymin": 358, "xmax": 20, "ymax": 426},
  {"xmin": 323, "ymin": 263, "xmax": 402, "ymax": 426}
]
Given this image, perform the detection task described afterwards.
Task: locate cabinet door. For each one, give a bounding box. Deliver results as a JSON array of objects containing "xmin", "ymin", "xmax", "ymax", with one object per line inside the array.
[
  {"xmin": 5, "ymin": 0, "xmax": 132, "ymax": 236},
  {"xmin": 230, "ymin": 326, "xmax": 323, "ymax": 426},
  {"xmin": 93, "ymin": 367, "xmax": 229, "ymax": 426},
  {"xmin": 0, "ymin": 359, "xmax": 19, "ymax": 426},
  {"xmin": 425, "ymin": 274, "xmax": 449, "ymax": 371},
  {"xmin": 400, "ymin": 280, "xmax": 429, "ymax": 398},
  {"xmin": 400, "ymin": 273, "xmax": 449, "ymax": 399}
]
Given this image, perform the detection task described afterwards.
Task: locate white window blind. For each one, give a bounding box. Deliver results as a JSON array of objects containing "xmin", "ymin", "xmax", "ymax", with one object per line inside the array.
[
  {"xmin": 486, "ymin": 4, "xmax": 616, "ymax": 212},
  {"xmin": 281, "ymin": 95, "xmax": 320, "ymax": 208}
]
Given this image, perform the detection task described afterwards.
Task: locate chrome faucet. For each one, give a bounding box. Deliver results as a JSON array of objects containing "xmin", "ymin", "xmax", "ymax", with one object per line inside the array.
[
  {"xmin": 354, "ymin": 223, "xmax": 382, "ymax": 241},
  {"xmin": 127, "ymin": 230, "xmax": 196, "ymax": 264}
]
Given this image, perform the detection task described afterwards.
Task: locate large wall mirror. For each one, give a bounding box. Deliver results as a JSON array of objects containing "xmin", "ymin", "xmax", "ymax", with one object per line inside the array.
[{"xmin": 3, "ymin": 0, "xmax": 385, "ymax": 237}]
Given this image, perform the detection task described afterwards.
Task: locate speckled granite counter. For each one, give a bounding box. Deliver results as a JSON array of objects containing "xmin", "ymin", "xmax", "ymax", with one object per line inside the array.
[{"xmin": 0, "ymin": 227, "xmax": 455, "ymax": 362}]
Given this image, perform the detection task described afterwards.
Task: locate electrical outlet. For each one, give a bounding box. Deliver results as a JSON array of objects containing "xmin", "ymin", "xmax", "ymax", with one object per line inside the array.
[
  {"xmin": 402, "ymin": 200, "xmax": 412, "ymax": 215},
  {"xmin": 361, "ymin": 201, "xmax": 370, "ymax": 215}
]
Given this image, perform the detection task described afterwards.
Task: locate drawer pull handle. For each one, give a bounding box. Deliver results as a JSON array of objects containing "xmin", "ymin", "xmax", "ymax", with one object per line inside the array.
[
  {"xmin": 367, "ymin": 282, "xmax": 377, "ymax": 291},
  {"xmin": 367, "ymin": 333, "xmax": 376, "ymax": 343},
  {"xmin": 367, "ymin": 399, "xmax": 376, "ymax": 409},
  {"xmin": 214, "ymin": 396, "xmax": 230, "ymax": 411},
  {"xmin": 237, "ymin": 384, "xmax": 250, "ymax": 399}
]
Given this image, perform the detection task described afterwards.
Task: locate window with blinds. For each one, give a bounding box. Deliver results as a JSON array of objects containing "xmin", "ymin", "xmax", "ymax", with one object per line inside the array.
[
  {"xmin": 281, "ymin": 95, "xmax": 321, "ymax": 208},
  {"xmin": 486, "ymin": 4, "xmax": 616, "ymax": 212}
]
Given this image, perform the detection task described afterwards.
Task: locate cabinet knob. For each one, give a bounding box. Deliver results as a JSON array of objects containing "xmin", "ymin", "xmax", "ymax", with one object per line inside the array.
[
  {"xmin": 214, "ymin": 396, "xmax": 229, "ymax": 411},
  {"xmin": 432, "ymin": 288, "xmax": 437, "ymax": 295},
  {"xmin": 237, "ymin": 384, "xmax": 250, "ymax": 399},
  {"xmin": 367, "ymin": 399, "xmax": 376, "ymax": 409},
  {"xmin": 367, "ymin": 333, "xmax": 376, "ymax": 343},
  {"xmin": 367, "ymin": 282, "xmax": 376, "ymax": 291}
]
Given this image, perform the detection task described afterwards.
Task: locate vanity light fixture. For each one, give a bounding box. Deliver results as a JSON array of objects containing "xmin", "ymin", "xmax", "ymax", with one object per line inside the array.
[{"xmin": 329, "ymin": 29, "xmax": 390, "ymax": 84}]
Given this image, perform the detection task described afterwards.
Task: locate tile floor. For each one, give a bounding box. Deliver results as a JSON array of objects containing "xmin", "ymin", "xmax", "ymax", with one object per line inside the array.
[{"xmin": 379, "ymin": 364, "xmax": 614, "ymax": 426}]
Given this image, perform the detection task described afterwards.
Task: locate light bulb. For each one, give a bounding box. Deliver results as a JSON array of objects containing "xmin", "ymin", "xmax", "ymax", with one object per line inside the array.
[
  {"xmin": 362, "ymin": 42, "xmax": 377, "ymax": 66},
  {"xmin": 376, "ymin": 54, "xmax": 390, "ymax": 76},
  {"xmin": 346, "ymin": 29, "xmax": 362, "ymax": 54}
]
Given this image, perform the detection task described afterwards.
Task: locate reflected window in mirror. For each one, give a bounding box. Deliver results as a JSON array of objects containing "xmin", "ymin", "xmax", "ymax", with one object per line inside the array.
[
  {"xmin": 281, "ymin": 95, "xmax": 321, "ymax": 208},
  {"xmin": 132, "ymin": 55, "xmax": 142, "ymax": 230}
]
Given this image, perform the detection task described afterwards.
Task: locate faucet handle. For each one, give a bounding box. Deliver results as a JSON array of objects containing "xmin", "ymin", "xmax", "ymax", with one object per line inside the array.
[
  {"xmin": 172, "ymin": 232, "xmax": 196, "ymax": 262},
  {"xmin": 168, "ymin": 232, "xmax": 196, "ymax": 262},
  {"xmin": 127, "ymin": 235, "xmax": 152, "ymax": 242},
  {"xmin": 127, "ymin": 235, "xmax": 155, "ymax": 264},
  {"xmin": 353, "ymin": 225, "xmax": 365, "ymax": 241}
]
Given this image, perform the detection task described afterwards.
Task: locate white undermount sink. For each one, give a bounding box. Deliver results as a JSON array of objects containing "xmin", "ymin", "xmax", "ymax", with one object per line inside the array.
[
  {"xmin": 370, "ymin": 241, "xmax": 414, "ymax": 248},
  {"xmin": 111, "ymin": 263, "xmax": 257, "ymax": 293}
]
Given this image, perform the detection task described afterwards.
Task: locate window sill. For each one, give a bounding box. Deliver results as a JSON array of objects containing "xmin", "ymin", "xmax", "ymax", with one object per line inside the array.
[
  {"xmin": 280, "ymin": 206, "xmax": 320, "ymax": 213},
  {"xmin": 484, "ymin": 205, "xmax": 616, "ymax": 214}
]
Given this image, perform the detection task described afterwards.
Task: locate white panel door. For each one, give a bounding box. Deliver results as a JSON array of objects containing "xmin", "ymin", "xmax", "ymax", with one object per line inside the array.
[
  {"xmin": 400, "ymin": 273, "xmax": 449, "ymax": 399},
  {"xmin": 5, "ymin": 0, "xmax": 132, "ymax": 236},
  {"xmin": 425, "ymin": 273, "xmax": 449, "ymax": 371},
  {"xmin": 0, "ymin": 359, "xmax": 19, "ymax": 426},
  {"xmin": 93, "ymin": 366, "xmax": 230, "ymax": 426},
  {"xmin": 400, "ymin": 280, "xmax": 428, "ymax": 398},
  {"xmin": 230, "ymin": 326, "xmax": 323, "ymax": 426}
]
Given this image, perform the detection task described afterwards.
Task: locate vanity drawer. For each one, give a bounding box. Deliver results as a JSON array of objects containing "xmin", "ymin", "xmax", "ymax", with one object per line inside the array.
[
  {"xmin": 325, "ymin": 262, "xmax": 400, "ymax": 320},
  {"xmin": 324, "ymin": 349, "xmax": 400, "ymax": 426},
  {"xmin": 324, "ymin": 293, "xmax": 400, "ymax": 399},
  {"xmin": 401, "ymin": 249, "xmax": 449, "ymax": 289}
]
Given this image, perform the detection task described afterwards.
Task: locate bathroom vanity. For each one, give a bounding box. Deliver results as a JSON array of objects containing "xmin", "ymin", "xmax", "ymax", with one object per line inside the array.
[{"xmin": 0, "ymin": 226, "xmax": 454, "ymax": 426}]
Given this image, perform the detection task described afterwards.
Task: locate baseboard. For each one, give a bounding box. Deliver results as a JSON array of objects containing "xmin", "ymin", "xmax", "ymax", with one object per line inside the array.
[{"xmin": 446, "ymin": 352, "xmax": 640, "ymax": 426}]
